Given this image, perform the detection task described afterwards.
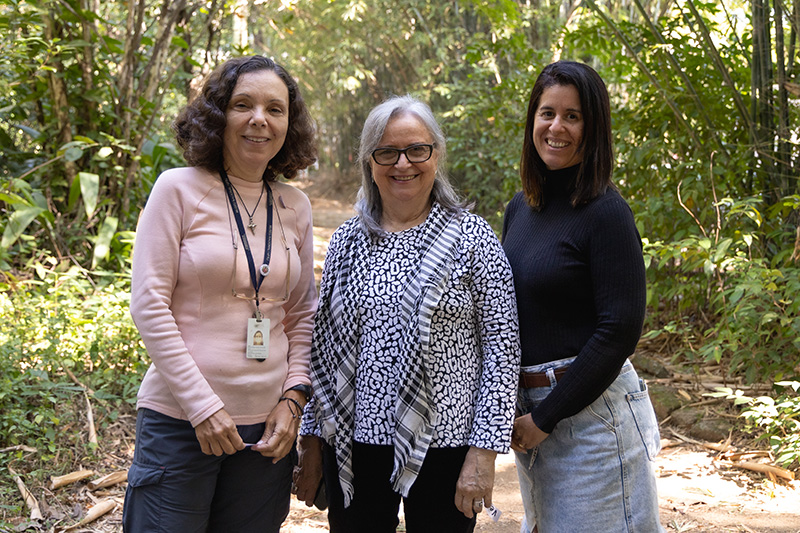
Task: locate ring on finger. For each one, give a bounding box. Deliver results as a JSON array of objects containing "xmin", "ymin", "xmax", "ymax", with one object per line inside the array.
[{"xmin": 473, "ymin": 498, "xmax": 483, "ymax": 512}]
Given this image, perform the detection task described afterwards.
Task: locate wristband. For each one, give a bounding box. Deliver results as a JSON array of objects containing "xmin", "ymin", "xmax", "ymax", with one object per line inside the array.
[{"xmin": 279, "ymin": 396, "xmax": 303, "ymax": 418}]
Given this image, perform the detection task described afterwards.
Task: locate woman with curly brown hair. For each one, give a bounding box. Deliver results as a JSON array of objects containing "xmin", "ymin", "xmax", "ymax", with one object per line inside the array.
[{"xmin": 123, "ymin": 55, "xmax": 317, "ymax": 532}]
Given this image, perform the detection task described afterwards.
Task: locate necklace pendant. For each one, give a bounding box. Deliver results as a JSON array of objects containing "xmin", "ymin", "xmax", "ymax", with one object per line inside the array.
[{"xmin": 248, "ymin": 218, "xmax": 257, "ymax": 234}]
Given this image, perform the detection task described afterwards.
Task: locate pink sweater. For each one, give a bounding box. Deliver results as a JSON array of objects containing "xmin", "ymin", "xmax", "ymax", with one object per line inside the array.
[{"xmin": 130, "ymin": 167, "xmax": 317, "ymax": 427}]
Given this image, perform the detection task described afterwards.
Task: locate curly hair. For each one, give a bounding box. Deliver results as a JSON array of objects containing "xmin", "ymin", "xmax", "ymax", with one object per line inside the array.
[
  {"xmin": 173, "ymin": 55, "xmax": 316, "ymax": 181},
  {"xmin": 520, "ymin": 61, "xmax": 615, "ymax": 209}
]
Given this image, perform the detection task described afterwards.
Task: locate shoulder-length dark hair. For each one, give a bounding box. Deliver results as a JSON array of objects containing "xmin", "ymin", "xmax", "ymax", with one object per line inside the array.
[
  {"xmin": 173, "ymin": 55, "xmax": 316, "ymax": 181},
  {"xmin": 520, "ymin": 60, "xmax": 614, "ymax": 208}
]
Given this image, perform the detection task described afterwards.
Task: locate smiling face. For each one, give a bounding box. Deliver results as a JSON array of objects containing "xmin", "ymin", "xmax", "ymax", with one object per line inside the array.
[
  {"xmin": 533, "ymin": 84, "xmax": 584, "ymax": 170},
  {"xmin": 370, "ymin": 113, "xmax": 438, "ymax": 215},
  {"xmin": 223, "ymin": 70, "xmax": 289, "ymax": 181}
]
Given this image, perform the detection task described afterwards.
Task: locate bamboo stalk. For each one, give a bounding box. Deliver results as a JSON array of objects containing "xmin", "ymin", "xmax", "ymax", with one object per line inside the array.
[
  {"xmin": 774, "ymin": 0, "xmax": 791, "ymax": 197},
  {"xmin": 683, "ymin": 0, "xmax": 758, "ymax": 146},
  {"xmin": 9, "ymin": 467, "xmax": 43, "ymax": 520},
  {"xmin": 730, "ymin": 461, "xmax": 795, "ymax": 481},
  {"xmin": 631, "ymin": 0, "xmax": 729, "ymax": 158},
  {"xmin": 63, "ymin": 499, "xmax": 116, "ymax": 531},
  {"xmin": 88, "ymin": 470, "xmax": 128, "ymax": 490},
  {"xmin": 50, "ymin": 469, "xmax": 95, "ymax": 490},
  {"xmin": 84, "ymin": 392, "xmax": 98, "ymax": 445},
  {"xmin": 0, "ymin": 445, "xmax": 37, "ymax": 454}
]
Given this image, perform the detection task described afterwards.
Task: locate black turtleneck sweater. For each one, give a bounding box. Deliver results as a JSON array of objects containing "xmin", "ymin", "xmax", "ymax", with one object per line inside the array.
[{"xmin": 501, "ymin": 165, "xmax": 646, "ymax": 434}]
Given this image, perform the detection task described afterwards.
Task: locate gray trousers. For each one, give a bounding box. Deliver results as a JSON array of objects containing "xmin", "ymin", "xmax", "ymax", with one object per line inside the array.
[{"xmin": 122, "ymin": 408, "xmax": 293, "ymax": 533}]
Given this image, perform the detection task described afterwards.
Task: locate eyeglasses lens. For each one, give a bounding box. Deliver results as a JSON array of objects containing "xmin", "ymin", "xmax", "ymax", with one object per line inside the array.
[{"xmin": 372, "ymin": 144, "xmax": 432, "ymax": 165}]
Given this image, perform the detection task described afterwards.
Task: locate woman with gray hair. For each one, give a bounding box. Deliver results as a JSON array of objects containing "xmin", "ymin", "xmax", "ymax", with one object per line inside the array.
[{"xmin": 294, "ymin": 95, "xmax": 520, "ymax": 532}]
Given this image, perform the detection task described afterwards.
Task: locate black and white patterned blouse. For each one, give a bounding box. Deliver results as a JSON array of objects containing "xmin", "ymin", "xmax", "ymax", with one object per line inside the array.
[{"xmin": 353, "ymin": 211, "xmax": 520, "ymax": 451}]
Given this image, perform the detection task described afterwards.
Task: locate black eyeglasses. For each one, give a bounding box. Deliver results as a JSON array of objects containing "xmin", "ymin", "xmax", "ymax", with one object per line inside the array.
[{"xmin": 371, "ymin": 143, "xmax": 435, "ymax": 166}]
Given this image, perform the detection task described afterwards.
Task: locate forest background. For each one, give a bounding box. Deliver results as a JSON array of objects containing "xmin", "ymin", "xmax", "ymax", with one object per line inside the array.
[{"xmin": 0, "ymin": 0, "xmax": 799, "ymax": 527}]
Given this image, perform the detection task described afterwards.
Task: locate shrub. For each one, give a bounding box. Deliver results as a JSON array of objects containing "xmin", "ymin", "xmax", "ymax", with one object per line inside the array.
[
  {"xmin": 0, "ymin": 266, "xmax": 147, "ymax": 523},
  {"xmin": 711, "ymin": 382, "xmax": 800, "ymax": 470}
]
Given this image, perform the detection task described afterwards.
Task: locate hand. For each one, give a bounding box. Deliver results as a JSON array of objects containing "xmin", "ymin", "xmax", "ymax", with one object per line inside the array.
[
  {"xmin": 510, "ymin": 413, "xmax": 549, "ymax": 452},
  {"xmin": 251, "ymin": 395, "xmax": 302, "ymax": 463},
  {"xmin": 195, "ymin": 408, "xmax": 245, "ymax": 456},
  {"xmin": 293, "ymin": 434, "xmax": 324, "ymax": 507},
  {"xmin": 455, "ymin": 447, "xmax": 497, "ymax": 518}
]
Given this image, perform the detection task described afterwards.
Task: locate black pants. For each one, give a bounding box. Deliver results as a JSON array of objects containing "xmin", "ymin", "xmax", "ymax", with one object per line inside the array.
[{"xmin": 323, "ymin": 441, "xmax": 476, "ymax": 533}]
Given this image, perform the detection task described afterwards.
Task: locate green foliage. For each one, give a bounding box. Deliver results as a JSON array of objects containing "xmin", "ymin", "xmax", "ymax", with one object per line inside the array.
[
  {"xmin": 0, "ymin": 267, "xmax": 147, "ymax": 451},
  {"xmin": 260, "ymin": 0, "xmax": 553, "ymax": 222},
  {"xmin": 644, "ymin": 232, "xmax": 800, "ymax": 381},
  {"xmin": 566, "ymin": 1, "xmax": 800, "ymax": 383},
  {"xmin": 441, "ymin": 24, "xmax": 541, "ymax": 228},
  {"xmin": 0, "ymin": 264, "xmax": 147, "ymax": 525},
  {"xmin": 0, "ymin": 0, "xmax": 191, "ymax": 271},
  {"xmin": 711, "ymin": 382, "xmax": 800, "ymax": 469}
]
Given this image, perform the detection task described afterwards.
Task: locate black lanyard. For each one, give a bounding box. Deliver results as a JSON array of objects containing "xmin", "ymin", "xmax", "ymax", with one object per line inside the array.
[{"xmin": 220, "ymin": 169, "xmax": 273, "ymax": 314}]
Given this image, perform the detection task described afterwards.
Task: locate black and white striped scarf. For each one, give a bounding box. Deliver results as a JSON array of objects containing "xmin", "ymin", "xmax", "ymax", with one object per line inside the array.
[{"xmin": 309, "ymin": 203, "xmax": 462, "ymax": 506}]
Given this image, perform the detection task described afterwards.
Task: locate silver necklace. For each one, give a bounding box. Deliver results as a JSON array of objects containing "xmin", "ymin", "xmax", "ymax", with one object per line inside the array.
[{"xmin": 230, "ymin": 181, "xmax": 265, "ymax": 234}]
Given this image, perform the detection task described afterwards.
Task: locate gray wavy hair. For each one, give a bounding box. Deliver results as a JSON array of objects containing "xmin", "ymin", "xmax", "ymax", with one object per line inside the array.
[{"xmin": 354, "ymin": 95, "xmax": 465, "ymax": 236}]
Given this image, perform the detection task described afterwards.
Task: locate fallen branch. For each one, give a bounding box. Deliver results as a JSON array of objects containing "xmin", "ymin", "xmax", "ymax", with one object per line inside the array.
[
  {"xmin": 88, "ymin": 470, "xmax": 128, "ymax": 490},
  {"xmin": 0, "ymin": 445, "xmax": 37, "ymax": 454},
  {"xmin": 8, "ymin": 467, "xmax": 43, "ymax": 520},
  {"xmin": 64, "ymin": 367, "xmax": 95, "ymax": 395},
  {"xmin": 724, "ymin": 450, "xmax": 772, "ymax": 462},
  {"xmin": 677, "ymin": 389, "xmax": 692, "ymax": 401},
  {"xmin": 684, "ymin": 397, "xmax": 726, "ymax": 408},
  {"xmin": 708, "ymin": 431, "xmax": 733, "ymax": 453},
  {"xmin": 63, "ymin": 498, "xmax": 116, "ymax": 531},
  {"xmin": 64, "ymin": 369, "xmax": 98, "ymax": 445},
  {"xmin": 84, "ymin": 392, "xmax": 98, "ymax": 445},
  {"xmin": 50, "ymin": 469, "xmax": 95, "ymax": 490},
  {"xmin": 730, "ymin": 461, "xmax": 795, "ymax": 481},
  {"xmin": 667, "ymin": 428, "xmax": 732, "ymax": 453},
  {"xmin": 668, "ymin": 429, "xmax": 796, "ymax": 481}
]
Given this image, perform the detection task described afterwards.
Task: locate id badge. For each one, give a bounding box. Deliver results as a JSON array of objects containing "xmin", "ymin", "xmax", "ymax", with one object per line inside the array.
[{"xmin": 247, "ymin": 318, "xmax": 269, "ymax": 360}]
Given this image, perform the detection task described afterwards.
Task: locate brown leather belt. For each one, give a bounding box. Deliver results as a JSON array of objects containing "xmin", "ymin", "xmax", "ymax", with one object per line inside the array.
[{"xmin": 519, "ymin": 366, "xmax": 569, "ymax": 388}]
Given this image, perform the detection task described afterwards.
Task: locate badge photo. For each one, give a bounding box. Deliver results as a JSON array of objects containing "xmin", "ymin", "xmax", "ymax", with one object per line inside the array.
[{"xmin": 246, "ymin": 318, "xmax": 270, "ymax": 360}]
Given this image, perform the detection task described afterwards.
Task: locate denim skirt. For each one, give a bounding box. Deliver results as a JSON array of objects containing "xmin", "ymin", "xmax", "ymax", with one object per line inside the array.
[{"xmin": 515, "ymin": 357, "xmax": 664, "ymax": 533}]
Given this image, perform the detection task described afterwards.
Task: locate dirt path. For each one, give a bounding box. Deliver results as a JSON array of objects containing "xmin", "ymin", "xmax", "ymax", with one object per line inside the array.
[
  {"xmin": 284, "ymin": 448, "xmax": 800, "ymax": 532},
  {"xmin": 291, "ymin": 184, "xmax": 800, "ymax": 533}
]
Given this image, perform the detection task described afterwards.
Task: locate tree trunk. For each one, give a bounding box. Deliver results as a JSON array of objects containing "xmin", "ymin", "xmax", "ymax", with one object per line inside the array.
[
  {"xmin": 752, "ymin": 0, "xmax": 776, "ymax": 201},
  {"xmin": 233, "ymin": 0, "xmax": 249, "ymax": 50},
  {"xmin": 43, "ymin": 9, "xmax": 76, "ymax": 189},
  {"xmin": 78, "ymin": 0, "xmax": 98, "ymax": 129},
  {"xmin": 774, "ymin": 0, "xmax": 791, "ymax": 197},
  {"xmin": 116, "ymin": 0, "xmax": 146, "ymax": 216},
  {"xmin": 142, "ymin": 0, "xmax": 188, "ymax": 102}
]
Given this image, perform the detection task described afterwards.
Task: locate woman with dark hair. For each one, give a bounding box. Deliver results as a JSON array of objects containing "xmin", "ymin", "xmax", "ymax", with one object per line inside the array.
[
  {"xmin": 123, "ymin": 55, "xmax": 317, "ymax": 532},
  {"xmin": 294, "ymin": 95, "xmax": 520, "ymax": 532},
  {"xmin": 503, "ymin": 61, "xmax": 663, "ymax": 532}
]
